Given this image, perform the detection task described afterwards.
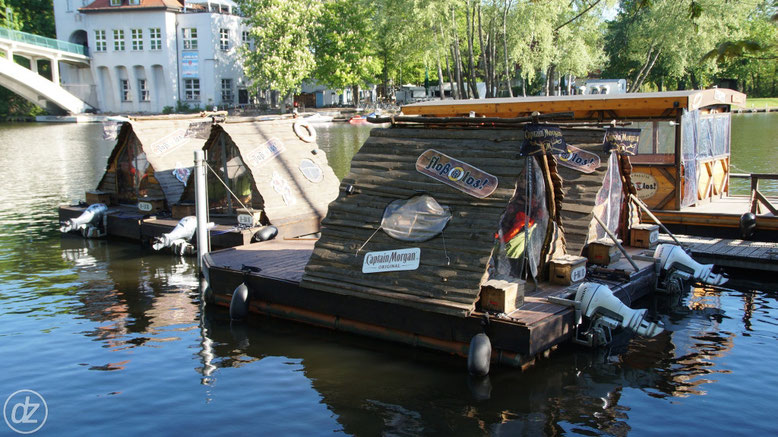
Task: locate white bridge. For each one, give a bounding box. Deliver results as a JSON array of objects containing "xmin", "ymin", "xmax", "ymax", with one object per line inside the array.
[{"xmin": 0, "ymin": 28, "xmax": 93, "ymax": 115}]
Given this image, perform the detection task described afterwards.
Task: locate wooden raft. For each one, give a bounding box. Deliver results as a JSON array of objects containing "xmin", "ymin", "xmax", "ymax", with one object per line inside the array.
[{"xmin": 301, "ymin": 127, "xmax": 527, "ymax": 317}]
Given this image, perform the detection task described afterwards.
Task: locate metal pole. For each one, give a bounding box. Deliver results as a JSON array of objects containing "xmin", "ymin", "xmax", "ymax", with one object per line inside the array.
[
  {"xmin": 592, "ymin": 213, "xmax": 640, "ymax": 272},
  {"xmin": 195, "ymin": 150, "xmax": 210, "ymax": 272},
  {"xmin": 629, "ymin": 194, "xmax": 684, "ymax": 247}
]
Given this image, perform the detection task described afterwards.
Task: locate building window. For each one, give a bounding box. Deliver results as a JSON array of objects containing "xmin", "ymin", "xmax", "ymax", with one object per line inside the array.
[
  {"xmin": 149, "ymin": 28, "xmax": 161, "ymax": 50},
  {"xmin": 94, "ymin": 30, "xmax": 106, "ymax": 52},
  {"xmin": 120, "ymin": 79, "xmax": 131, "ymax": 101},
  {"xmin": 66, "ymin": 0, "xmax": 73, "ymax": 12},
  {"xmin": 131, "ymin": 28, "xmax": 143, "ymax": 51},
  {"xmin": 219, "ymin": 28, "xmax": 229, "ymax": 51},
  {"xmin": 182, "ymin": 28, "xmax": 197, "ymax": 50},
  {"xmin": 241, "ymin": 31, "xmax": 250, "ymax": 46},
  {"xmin": 110, "ymin": 0, "xmax": 121, "ymax": 6},
  {"xmin": 129, "ymin": 0, "xmax": 140, "ymax": 4},
  {"xmin": 221, "ymin": 79, "xmax": 233, "ymax": 103},
  {"xmin": 113, "ymin": 29, "xmax": 125, "ymax": 51},
  {"xmin": 138, "ymin": 79, "xmax": 149, "ymax": 101},
  {"xmin": 184, "ymin": 79, "xmax": 200, "ymax": 101}
]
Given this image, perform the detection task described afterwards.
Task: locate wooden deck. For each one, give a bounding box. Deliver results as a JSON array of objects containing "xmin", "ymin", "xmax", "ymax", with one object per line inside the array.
[
  {"xmin": 658, "ymin": 234, "xmax": 778, "ymax": 272},
  {"xmin": 649, "ymin": 195, "xmax": 778, "ymax": 240},
  {"xmin": 204, "ymin": 241, "xmax": 657, "ymax": 366},
  {"xmin": 58, "ymin": 205, "xmax": 256, "ymax": 249}
]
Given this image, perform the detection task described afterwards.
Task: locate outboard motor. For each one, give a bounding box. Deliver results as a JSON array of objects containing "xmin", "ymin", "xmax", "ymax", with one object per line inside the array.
[
  {"xmin": 152, "ymin": 216, "xmax": 213, "ymax": 255},
  {"xmin": 653, "ymin": 244, "xmax": 728, "ymax": 292},
  {"xmin": 573, "ymin": 282, "xmax": 663, "ymax": 347},
  {"xmin": 60, "ymin": 203, "xmax": 108, "ymax": 239}
]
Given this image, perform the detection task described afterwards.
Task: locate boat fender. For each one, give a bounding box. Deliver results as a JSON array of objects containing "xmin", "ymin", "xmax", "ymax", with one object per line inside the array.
[
  {"xmin": 467, "ymin": 333, "xmax": 492, "ymax": 376},
  {"xmin": 343, "ymin": 184, "xmax": 355, "ymax": 195},
  {"xmin": 740, "ymin": 212, "xmax": 756, "ymax": 239},
  {"xmin": 254, "ymin": 225, "xmax": 278, "ymax": 242},
  {"xmin": 293, "ymin": 120, "xmax": 317, "ymax": 143},
  {"xmin": 230, "ymin": 282, "xmax": 250, "ymax": 321}
]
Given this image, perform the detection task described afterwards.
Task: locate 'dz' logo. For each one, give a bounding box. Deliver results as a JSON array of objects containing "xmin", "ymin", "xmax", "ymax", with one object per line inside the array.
[
  {"xmin": 4, "ymin": 390, "xmax": 48, "ymax": 434},
  {"xmin": 415, "ymin": 149, "xmax": 498, "ymax": 198}
]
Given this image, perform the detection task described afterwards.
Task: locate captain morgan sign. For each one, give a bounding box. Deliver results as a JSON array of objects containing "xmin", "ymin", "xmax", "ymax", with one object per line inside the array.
[
  {"xmin": 416, "ymin": 149, "xmax": 498, "ymax": 198},
  {"xmin": 362, "ymin": 248, "xmax": 421, "ymax": 273}
]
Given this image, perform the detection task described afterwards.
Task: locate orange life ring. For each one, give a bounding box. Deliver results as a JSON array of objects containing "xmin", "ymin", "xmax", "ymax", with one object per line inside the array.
[{"xmin": 293, "ymin": 120, "xmax": 317, "ymax": 143}]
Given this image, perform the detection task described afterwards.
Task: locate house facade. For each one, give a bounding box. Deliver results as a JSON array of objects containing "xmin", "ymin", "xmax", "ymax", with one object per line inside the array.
[{"xmin": 54, "ymin": 0, "xmax": 251, "ymax": 113}]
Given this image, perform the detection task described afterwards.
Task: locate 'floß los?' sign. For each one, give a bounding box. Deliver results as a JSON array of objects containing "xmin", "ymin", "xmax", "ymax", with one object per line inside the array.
[
  {"xmin": 362, "ymin": 248, "xmax": 421, "ymax": 273},
  {"xmin": 416, "ymin": 149, "xmax": 498, "ymax": 198},
  {"xmin": 557, "ymin": 144, "xmax": 601, "ymax": 173}
]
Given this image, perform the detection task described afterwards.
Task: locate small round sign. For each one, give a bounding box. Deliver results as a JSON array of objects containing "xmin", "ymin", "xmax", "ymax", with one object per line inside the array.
[{"xmin": 632, "ymin": 172, "xmax": 659, "ymax": 200}]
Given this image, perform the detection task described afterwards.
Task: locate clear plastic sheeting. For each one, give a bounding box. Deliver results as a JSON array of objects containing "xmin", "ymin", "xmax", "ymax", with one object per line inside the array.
[
  {"xmin": 680, "ymin": 110, "xmax": 732, "ymax": 208},
  {"xmin": 492, "ymin": 157, "xmax": 548, "ymax": 281},
  {"xmin": 381, "ymin": 195, "xmax": 451, "ymax": 242},
  {"xmin": 587, "ymin": 152, "xmax": 623, "ymax": 243}
]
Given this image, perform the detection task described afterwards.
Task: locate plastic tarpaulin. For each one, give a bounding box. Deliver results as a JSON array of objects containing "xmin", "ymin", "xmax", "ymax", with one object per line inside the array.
[
  {"xmin": 587, "ymin": 152, "xmax": 623, "ymax": 243},
  {"xmin": 680, "ymin": 110, "xmax": 731, "ymax": 208},
  {"xmin": 492, "ymin": 157, "xmax": 549, "ymax": 281}
]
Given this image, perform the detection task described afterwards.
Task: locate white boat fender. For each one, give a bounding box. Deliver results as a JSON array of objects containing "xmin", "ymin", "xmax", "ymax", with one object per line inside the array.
[
  {"xmin": 293, "ymin": 120, "xmax": 317, "ymax": 143},
  {"xmin": 467, "ymin": 333, "xmax": 492, "ymax": 376},
  {"xmin": 254, "ymin": 225, "xmax": 278, "ymax": 242},
  {"xmin": 740, "ymin": 212, "xmax": 756, "ymax": 239},
  {"xmin": 230, "ymin": 282, "xmax": 250, "ymax": 321}
]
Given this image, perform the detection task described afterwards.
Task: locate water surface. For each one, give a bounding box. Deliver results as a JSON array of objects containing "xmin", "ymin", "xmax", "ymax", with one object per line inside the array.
[{"xmin": 0, "ymin": 118, "xmax": 777, "ymax": 435}]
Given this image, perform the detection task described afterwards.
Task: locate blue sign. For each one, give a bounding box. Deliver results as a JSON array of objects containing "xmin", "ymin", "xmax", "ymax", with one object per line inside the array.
[{"xmin": 181, "ymin": 51, "xmax": 198, "ymax": 78}]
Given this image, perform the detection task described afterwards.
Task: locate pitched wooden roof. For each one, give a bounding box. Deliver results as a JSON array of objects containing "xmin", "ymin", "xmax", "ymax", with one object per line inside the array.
[
  {"xmin": 402, "ymin": 89, "xmax": 746, "ymax": 120},
  {"xmin": 213, "ymin": 118, "xmax": 340, "ymax": 225},
  {"xmin": 104, "ymin": 117, "xmax": 213, "ymax": 204}
]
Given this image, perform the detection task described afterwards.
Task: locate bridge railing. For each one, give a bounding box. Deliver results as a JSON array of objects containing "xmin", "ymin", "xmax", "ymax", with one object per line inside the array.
[{"xmin": 0, "ymin": 28, "xmax": 88, "ymax": 57}]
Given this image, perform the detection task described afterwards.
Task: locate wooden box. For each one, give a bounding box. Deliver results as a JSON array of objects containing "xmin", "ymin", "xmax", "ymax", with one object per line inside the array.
[
  {"xmin": 548, "ymin": 255, "xmax": 588, "ymax": 285},
  {"xmin": 587, "ymin": 238, "xmax": 621, "ymax": 265},
  {"xmin": 630, "ymin": 223, "xmax": 659, "ymax": 248},
  {"xmin": 171, "ymin": 203, "xmax": 196, "ymax": 219},
  {"xmin": 479, "ymin": 279, "xmax": 525, "ymax": 313},
  {"xmin": 85, "ymin": 190, "xmax": 112, "ymax": 205},
  {"xmin": 137, "ymin": 198, "xmax": 166, "ymax": 214}
]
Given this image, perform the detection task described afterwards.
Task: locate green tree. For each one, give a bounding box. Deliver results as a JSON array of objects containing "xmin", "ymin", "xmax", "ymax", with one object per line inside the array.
[
  {"xmin": 240, "ymin": 0, "xmax": 322, "ymax": 101},
  {"xmin": 311, "ymin": 0, "xmax": 381, "ymax": 96}
]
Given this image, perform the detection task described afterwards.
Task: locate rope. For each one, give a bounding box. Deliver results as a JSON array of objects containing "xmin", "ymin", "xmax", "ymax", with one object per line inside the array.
[
  {"xmin": 204, "ymin": 162, "xmax": 251, "ymax": 212},
  {"xmin": 442, "ymin": 232, "xmax": 451, "ymax": 265},
  {"xmin": 356, "ymin": 226, "xmax": 382, "ymax": 256}
]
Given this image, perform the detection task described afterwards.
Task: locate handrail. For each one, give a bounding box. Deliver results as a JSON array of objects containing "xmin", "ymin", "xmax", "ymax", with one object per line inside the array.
[
  {"xmin": 731, "ymin": 173, "xmax": 778, "ymax": 214},
  {"xmin": 0, "ymin": 27, "xmax": 88, "ymax": 57}
]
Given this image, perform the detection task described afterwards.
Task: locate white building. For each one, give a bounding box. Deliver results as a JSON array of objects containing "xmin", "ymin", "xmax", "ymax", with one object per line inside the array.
[{"xmin": 54, "ymin": 0, "xmax": 251, "ymax": 113}]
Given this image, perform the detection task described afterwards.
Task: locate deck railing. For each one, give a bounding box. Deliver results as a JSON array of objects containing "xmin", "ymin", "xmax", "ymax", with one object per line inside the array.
[
  {"xmin": 0, "ymin": 28, "xmax": 88, "ymax": 57},
  {"xmin": 731, "ymin": 173, "xmax": 778, "ymax": 215}
]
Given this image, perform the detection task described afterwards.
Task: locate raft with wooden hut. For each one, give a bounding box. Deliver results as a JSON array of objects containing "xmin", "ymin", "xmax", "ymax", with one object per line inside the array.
[
  {"xmin": 203, "ymin": 109, "xmax": 721, "ymax": 372},
  {"xmin": 59, "ymin": 115, "xmax": 339, "ymax": 250},
  {"xmin": 403, "ymin": 89, "xmax": 778, "ymax": 242}
]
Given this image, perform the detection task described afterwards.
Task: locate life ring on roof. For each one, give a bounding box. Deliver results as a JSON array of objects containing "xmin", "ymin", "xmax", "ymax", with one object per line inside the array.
[{"xmin": 293, "ymin": 120, "xmax": 316, "ymax": 143}]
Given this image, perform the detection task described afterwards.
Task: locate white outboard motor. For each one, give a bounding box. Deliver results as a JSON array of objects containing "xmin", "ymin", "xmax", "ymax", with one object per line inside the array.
[
  {"xmin": 60, "ymin": 203, "xmax": 108, "ymax": 239},
  {"xmin": 653, "ymin": 244, "xmax": 727, "ymax": 291},
  {"xmin": 152, "ymin": 216, "xmax": 214, "ymax": 255},
  {"xmin": 573, "ymin": 282, "xmax": 663, "ymax": 347}
]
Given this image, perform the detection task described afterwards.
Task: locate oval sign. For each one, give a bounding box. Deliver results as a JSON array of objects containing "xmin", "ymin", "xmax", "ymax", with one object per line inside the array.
[
  {"xmin": 138, "ymin": 201, "xmax": 153, "ymax": 212},
  {"xmin": 632, "ymin": 172, "xmax": 659, "ymax": 200},
  {"xmin": 557, "ymin": 145, "xmax": 601, "ymax": 173},
  {"xmin": 299, "ymin": 158, "xmax": 323, "ymax": 183},
  {"xmin": 415, "ymin": 149, "xmax": 498, "ymax": 198},
  {"xmin": 571, "ymin": 265, "xmax": 587, "ymax": 282}
]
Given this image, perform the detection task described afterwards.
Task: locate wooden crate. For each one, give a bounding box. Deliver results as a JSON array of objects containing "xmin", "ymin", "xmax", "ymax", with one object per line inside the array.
[
  {"xmin": 548, "ymin": 255, "xmax": 588, "ymax": 285},
  {"xmin": 630, "ymin": 223, "xmax": 659, "ymax": 248},
  {"xmin": 479, "ymin": 279, "xmax": 525, "ymax": 313},
  {"xmin": 85, "ymin": 190, "xmax": 112, "ymax": 205},
  {"xmin": 137, "ymin": 198, "xmax": 166, "ymax": 214},
  {"xmin": 171, "ymin": 203, "xmax": 196, "ymax": 219},
  {"xmin": 587, "ymin": 238, "xmax": 621, "ymax": 265}
]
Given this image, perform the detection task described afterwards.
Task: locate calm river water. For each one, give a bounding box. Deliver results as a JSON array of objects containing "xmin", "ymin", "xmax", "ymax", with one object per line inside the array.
[{"xmin": 1, "ymin": 116, "xmax": 777, "ymax": 436}]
